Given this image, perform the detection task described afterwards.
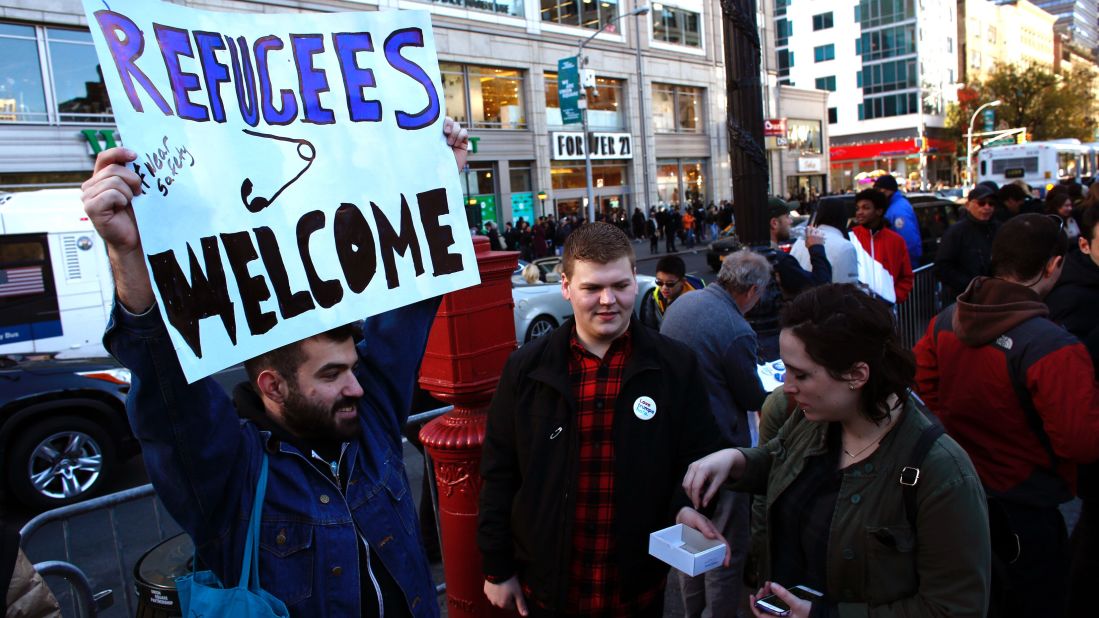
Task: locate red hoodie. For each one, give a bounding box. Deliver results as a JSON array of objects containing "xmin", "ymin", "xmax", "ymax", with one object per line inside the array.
[
  {"xmin": 914, "ymin": 277, "xmax": 1099, "ymax": 506},
  {"xmin": 851, "ymin": 225, "xmax": 914, "ymax": 303}
]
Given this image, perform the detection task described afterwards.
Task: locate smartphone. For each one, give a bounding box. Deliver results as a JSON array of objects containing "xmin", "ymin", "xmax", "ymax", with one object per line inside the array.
[{"xmin": 753, "ymin": 585, "xmax": 824, "ymax": 616}]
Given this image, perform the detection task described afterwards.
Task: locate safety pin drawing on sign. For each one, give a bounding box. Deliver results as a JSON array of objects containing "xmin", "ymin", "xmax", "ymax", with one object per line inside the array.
[{"xmin": 239, "ymin": 129, "xmax": 316, "ymax": 213}]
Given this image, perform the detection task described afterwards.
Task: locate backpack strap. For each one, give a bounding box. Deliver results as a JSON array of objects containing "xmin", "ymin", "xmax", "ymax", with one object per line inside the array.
[
  {"xmin": 902, "ymin": 423, "xmax": 945, "ymax": 530},
  {"xmin": 1004, "ymin": 329, "xmax": 1058, "ymax": 470}
]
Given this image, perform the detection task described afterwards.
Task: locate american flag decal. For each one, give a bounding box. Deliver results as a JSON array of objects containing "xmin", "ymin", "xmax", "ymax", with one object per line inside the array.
[{"xmin": 0, "ymin": 266, "xmax": 45, "ymax": 298}]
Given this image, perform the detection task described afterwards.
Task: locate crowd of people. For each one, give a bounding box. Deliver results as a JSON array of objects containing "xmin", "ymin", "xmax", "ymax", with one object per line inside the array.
[{"xmin": 53, "ymin": 112, "xmax": 1099, "ymax": 618}]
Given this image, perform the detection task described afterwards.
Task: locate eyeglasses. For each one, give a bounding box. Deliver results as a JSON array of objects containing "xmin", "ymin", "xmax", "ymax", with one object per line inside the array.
[
  {"xmin": 655, "ymin": 279, "xmax": 682, "ymax": 288},
  {"xmin": 975, "ymin": 198, "xmax": 993, "ymax": 207}
]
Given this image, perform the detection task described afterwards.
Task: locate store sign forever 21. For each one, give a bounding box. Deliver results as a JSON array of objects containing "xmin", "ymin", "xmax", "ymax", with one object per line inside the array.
[{"xmin": 82, "ymin": 0, "xmax": 479, "ymax": 382}]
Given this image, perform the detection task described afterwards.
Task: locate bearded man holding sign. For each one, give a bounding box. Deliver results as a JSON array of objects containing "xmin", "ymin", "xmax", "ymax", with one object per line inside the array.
[{"xmin": 80, "ymin": 0, "xmax": 476, "ymax": 615}]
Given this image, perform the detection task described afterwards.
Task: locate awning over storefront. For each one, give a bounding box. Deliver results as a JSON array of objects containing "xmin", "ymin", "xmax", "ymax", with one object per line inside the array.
[{"xmin": 830, "ymin": 137, "xmax": 956, "ymax": 163}]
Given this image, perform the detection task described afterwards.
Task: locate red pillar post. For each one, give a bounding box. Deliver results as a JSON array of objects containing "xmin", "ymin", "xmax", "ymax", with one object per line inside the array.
[{"xmin": 419, "ymin": 236, "xmax": 518, "ymax": 618}]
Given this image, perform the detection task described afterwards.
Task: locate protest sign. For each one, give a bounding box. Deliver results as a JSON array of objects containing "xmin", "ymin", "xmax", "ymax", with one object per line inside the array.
[{"xmin": 81, "ymin": 0, "xmax": 479, "ymax": 382}]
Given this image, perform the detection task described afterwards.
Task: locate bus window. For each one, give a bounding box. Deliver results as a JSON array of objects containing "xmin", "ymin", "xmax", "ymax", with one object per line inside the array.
[
  {"xmin": 0, "ymin": 234, "xmax": 61, "ymax": 344},
  {"xmin": 1058, "ymin": 152, "xmax": 1078, "ymax": 179}
]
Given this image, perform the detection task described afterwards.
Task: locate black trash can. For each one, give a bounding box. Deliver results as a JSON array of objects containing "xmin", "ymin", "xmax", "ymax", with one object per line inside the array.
[{"xmin": 134, "ymin": 533, "xmax": 193, "ymax": 618}]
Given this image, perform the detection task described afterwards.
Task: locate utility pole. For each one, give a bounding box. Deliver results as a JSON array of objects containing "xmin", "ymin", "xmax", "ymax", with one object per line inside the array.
[{"xmin": 721, "ymin": 0, "xmax": 769, "ymax": 246}]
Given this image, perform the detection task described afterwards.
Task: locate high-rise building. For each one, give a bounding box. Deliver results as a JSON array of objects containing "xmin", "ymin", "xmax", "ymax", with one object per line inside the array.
[
  {"xmin": 772, "ymin": 0, "xmax": 960, "ymax": 191},
  {"xmin": 1030, "ymin": 0, "xmax": 1098, "ymax": 52},
  {"xmin": 959, "ymin": 0, "xmax": 1057, "ymax": 84}
]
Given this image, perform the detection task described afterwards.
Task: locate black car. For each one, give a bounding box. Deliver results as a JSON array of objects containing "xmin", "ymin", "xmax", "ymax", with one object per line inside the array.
[
  {"xmin": 0, "ymin": 357, "xmax": 138, "ymax": 509},
  {"xmin": 809, "ymin": 194, "xmax": 960, "ymax": 266},
  {"xmin": 705, "ymin": 225, "xmax": 744, "ymax": 271}
]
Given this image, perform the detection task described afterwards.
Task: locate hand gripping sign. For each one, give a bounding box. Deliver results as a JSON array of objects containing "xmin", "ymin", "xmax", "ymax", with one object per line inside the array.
[{"xmin": 82, "ymin": 0, "xmax": 479, "ymax": 382}]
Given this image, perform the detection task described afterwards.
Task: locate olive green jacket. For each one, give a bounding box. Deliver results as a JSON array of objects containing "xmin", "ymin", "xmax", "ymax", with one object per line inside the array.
[{"xmin": 736, "ymin": 390, "xmax": 991, "ymax": 617}]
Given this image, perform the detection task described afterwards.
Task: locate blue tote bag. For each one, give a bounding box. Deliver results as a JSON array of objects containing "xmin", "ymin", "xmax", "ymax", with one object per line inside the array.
[{"xmin": 177, "ymin": 453, "xmax": 290, "ymax": 617}]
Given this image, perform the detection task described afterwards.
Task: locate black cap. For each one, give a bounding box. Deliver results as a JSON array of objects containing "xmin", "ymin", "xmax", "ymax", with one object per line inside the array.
[
  {"xmin": 967, "ymin": 185, "xmax": 995, "ymax": 202},
  {"xmin": 873, "ymin": 174, "xmax": 899, "ymax": 191},
  {"xmin": 767, "ymin": 197, "xmax": 796, "ymax": 219}
]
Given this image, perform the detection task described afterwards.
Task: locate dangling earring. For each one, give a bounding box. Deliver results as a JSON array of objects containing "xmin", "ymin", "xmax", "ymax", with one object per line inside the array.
[{"xmin": 849, "ymin": 383, "xmax": 856, "ymax": 390}]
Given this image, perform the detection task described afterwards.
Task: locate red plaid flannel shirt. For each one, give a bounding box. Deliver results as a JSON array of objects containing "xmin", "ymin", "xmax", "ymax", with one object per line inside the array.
[{"xmin": 562, "ymin": 327, "xmax": 662, "ymax": 616}]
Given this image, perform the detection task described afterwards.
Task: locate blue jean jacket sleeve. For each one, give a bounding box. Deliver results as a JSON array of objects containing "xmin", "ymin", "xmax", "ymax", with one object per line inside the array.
[
  {"xmin": 354, "ymin": 297, "xmax": 443, "ymax": 451},
  {"xmin": 103, "ymin": 299, "xmax": 257, "ymax": 547}
]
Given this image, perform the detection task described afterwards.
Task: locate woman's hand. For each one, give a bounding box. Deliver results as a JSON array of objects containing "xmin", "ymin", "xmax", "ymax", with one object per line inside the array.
[
  {"xmin": 750, "ymin": 581, "xmax": 811, "ymax": 618},
  {"xmin": 682, "ymin": 448, "xmax": 739, "ymax": 509},
  {"xmin": 675, "ymin": 507, "xmax": 732, "ymax": 567}
]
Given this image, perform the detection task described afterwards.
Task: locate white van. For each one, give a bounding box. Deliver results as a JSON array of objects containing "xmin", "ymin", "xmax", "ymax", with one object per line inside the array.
[{"xmin": 0, "ymin": 189, "xmax": 113, "ymax": 358}]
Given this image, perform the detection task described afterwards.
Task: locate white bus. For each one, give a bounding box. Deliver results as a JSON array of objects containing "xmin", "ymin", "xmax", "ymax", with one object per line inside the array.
[
  {"xmin": 0, "ymin": 189, "xmax": 113, "ymax": 358},
  {"xmin": 976, "ymin": 139, "xmax": 1094, "ymax": 196}
]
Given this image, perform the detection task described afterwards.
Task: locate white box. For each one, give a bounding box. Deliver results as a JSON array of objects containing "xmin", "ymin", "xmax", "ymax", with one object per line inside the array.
[{"xmin": 648, "ymin": 524, "xmax": 727, "ymax": 577}]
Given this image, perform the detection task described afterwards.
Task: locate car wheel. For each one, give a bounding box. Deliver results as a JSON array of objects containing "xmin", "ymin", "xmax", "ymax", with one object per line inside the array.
[
  {"xmin": 525, "ymin": 315, "xmax": 558, "ymax": 343},
  {"xmin": 6, "ymin": 415, "xmax": 116, "ymax": 509}
]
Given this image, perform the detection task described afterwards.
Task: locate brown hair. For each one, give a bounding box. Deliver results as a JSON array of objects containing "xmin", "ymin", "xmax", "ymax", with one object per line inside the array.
[
  {"xmin": 781, "ymin": 284, "xmax": 914, "ymax": 423},
  {"xmin": 991, "ymin": 213, "xmax": 1068, "ymax": 281},
  {"xmin": 561, "ymin": 222, "xmax": 635, "ymax": 277},
  {"xmin": 244, "ymin": 323, "xmax": 361, "ymax": 387}
]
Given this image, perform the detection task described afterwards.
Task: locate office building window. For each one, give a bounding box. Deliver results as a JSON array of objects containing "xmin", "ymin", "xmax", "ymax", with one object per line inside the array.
[
  {"xmin": 541, "ymin": 0, "xmax": 620, "ymax": 30},
  {"xmin": 654, "ymin": 5, "xmax": 702, "ymax": 47},
  {"xmin": 433, "ymin": 0, "xmax": 523, "ymax": 17},
  {"xmin": 812, "ymin": 12, "xmax": 834, "ymax": 31},
  {"xmin": 441, "ymin": 63, "xmax": 526, "ymax": 129},
  {"xmin": 858, "ymin": 92, "xmax": 919, "ymax": 120},
  {"xmin": 828, "ymin": 107, "xmax": 838, "ymax": 124},
  {"xmin": 0, "ymin": 23, "xmax": 111, "ymax": 123},
  {"xmin": 858, "ymin": 0, "xmax": 915, "ymax": 29},
  {"xmin": 545, "ymin": 73, "xmax": 624, "ymax": 129},
  {"xmin": 778, "ymin": 49, "xmax": 794, "ymax": 77},
  {"xmin": 861, "ymin": 59, "xmax": 917, "ymax": 94},
  {"xmin": 815, "ymin": 76, "xmax": 837, "ymax": 91},
  {"xmin": 776, "ymin": 0, "xmax": 790, "ymax": 17},
  {"xmin": 652, "ymin": 84, "xmax": 703, "ymax": 133},
  {"xmin": 786, "ymin": 119, "xmax": 822, "ymax": 154},
  {"xmin": 859, "ymin": 24, "xmax": 916, "ymax": 61},
  {"xmin": 814, "ymin": 44, "xmax": 835, "ymax": 62},
  {"xmin": 776, "ymin": 19, "xmax": 791, "ymax": 46}
]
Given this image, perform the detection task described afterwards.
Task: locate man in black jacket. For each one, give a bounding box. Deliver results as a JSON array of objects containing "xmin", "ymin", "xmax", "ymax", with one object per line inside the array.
[
  {"xmin": 935, "ymin": 184, "xmax": 1000, "ymax": 304},
  {"xmin": 478, "ymin": 223, "xmax": 728, "ymax": 617}
]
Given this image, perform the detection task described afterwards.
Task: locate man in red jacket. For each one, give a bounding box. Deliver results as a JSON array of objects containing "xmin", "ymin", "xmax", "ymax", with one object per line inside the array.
[
  {"xmin": 914, "ymin": 214, "xmax": 1099, "ymax": 618},
  {"xmin": 851, "ymin": 188, "xmax": 914, "ymax": 303}
]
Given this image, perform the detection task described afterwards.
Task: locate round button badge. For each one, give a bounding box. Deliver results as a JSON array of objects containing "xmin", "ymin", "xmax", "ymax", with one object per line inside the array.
[{"xmin": 633, "ymin": 396, "xmax": 657, "ymax": 421}]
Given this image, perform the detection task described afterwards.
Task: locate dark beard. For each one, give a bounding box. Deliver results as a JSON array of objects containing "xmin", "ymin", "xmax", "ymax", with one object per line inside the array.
[{"xmin": 281, "ymin": 390, "xmax": 361, "ymax": 442}]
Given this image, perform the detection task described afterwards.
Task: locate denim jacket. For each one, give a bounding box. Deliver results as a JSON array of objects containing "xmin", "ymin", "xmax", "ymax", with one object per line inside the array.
[{"xmin": 104, "ymin": 297, "xmax": 442, "ymax": 617}]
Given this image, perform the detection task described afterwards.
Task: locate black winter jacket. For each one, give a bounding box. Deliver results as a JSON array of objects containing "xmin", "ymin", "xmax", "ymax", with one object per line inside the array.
[
  {"xmin": 1046, "ymin": 248, "xmax": 1099, "ymax": 360},
  {"xmin": 934, "ymin": 213, "xmax": 999, "ymax": 303},
  {"xmin": 477, "ymin": 320, "xmax": 726, "ymax": 611}
]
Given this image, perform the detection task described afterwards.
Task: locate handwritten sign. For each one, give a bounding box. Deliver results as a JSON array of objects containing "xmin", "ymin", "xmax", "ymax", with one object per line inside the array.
[{"xmin": 82, "ymin": 0, "xmax": 478, "ymax": 382}]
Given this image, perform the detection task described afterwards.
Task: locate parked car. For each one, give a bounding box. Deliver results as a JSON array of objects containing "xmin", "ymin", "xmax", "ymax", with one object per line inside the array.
[
  {"xmin": 512, "ymin": 272, "xmax": 658, "ymax": 343},
  {"xmin": 0, "ymin": 357, "xmax": 138, "ymax": 509}
]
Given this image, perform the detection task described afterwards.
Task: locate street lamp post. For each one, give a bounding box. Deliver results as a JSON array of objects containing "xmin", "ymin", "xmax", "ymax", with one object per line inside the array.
[
  {"xmin": 577, "ymin": 4, "xmax": 651, "ymax": 224},
  {"xmin": 966, "ymin": 99, "xmax": 1002, "ymax": 191}
]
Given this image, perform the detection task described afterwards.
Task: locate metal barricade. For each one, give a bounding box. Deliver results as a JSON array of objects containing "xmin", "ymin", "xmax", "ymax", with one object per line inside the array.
[
  {"xmin": 18, "ymin": 404, "xmax": 455, "ymax": 616},
  {"xmin": 19, "ymin": 484, "xmax": 181, "ymax": 618},
  {"xmin": 895, "ymin": 264, "xmax": 942, "ymax": 349}
]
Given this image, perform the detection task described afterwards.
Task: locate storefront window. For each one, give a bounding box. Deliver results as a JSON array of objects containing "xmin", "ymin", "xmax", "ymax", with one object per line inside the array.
[
  {"xmin": 0, "ymin": 23, "xmax": 113, "ymax": 124},
  {"xmin": 441, "ymin": 63, "xmax": 467, "ymax": 125},
  {"xmin": 786, "ymin": 119, "xmax": 823, "ymax": 154},
  {"xmin": 432, "ymin": 0, "xmax": 524, "ymax": 17},
  {"xmin": 656, "ymin": 158, "xmax": 709, "ymax": 207},
  {"xmin": 550, "ymin": 161, "xmax": 627, "ymax": 190},
  {"xmin": 464, "ymin": 162, "xmax": 498, "ymax": 229},
  {"xmin": 47, "ymin": 28, "xmax": 110, "ymax": 122},
  {"xmin": 541, "ymin": 0, "xmax": 619, "ymax": 31},
  {"xmin": 0, "ymin": 23, "xmax": 47, "ymax": 122},
  {"xmin": 653, "ymin": 6, "xmax": 702, "ymax": 47},
  {"xmin": 653, "ymin": 84, "xmax": 702, "ymax": 133},
  {"xmin": 509, "ymin": 162, "xmax": 536, "ymax": 222},
  {"xmin": 545, "ymin": 73, "xmax": 623, "ymax": 129},
  {"xmin": 442, "ymin": 63, "xmax": 526, "ymax": 129}
]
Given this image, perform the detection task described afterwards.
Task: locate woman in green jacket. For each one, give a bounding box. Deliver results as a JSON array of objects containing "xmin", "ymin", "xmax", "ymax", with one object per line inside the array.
[{"xmin": 684, "ymin": 284, "xmax": 991, "ymax": 617}]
